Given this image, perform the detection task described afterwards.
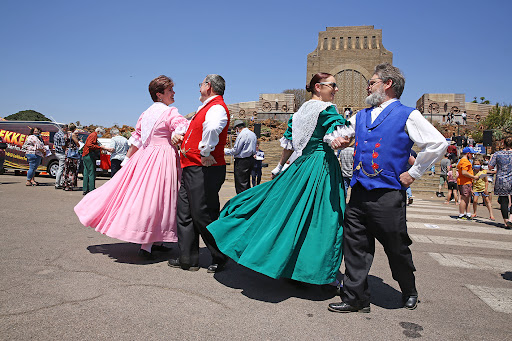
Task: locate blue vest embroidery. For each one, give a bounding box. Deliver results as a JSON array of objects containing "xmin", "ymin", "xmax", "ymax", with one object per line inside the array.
[{"xmin": 351, "ymin": 101, "xmax": 415, "ymax": 190}]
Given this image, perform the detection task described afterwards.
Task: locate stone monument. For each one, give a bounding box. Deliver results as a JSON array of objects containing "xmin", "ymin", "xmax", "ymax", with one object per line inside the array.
[{"xmin": 307, "ymin": 26, "xmax": 393, "ymax": 113}]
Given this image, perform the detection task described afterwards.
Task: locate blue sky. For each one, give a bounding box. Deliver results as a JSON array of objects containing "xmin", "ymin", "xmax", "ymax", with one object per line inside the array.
[{"xmin": 1, "ymin": 0, "xmax": 510, "ymax": 126}]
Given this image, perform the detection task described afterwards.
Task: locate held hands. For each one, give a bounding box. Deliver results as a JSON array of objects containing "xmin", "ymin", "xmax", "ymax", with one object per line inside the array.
[
  {"xmin": 399, "ymin": 171, "xmax": 415, "ymax": 187},
  {"xmin": 330, "ymin": 136, "xmax": 350, "ymax": 149},
  {"xmin": 171, "ymin": 134, "xmax": 184, "ymax": 146},
  {"xmin": 201, "ymin": 155, "xmax": 217, "ymax": 167},
  {"xmin": 271, "ymin": 164, "xmax": 283, "ymax": 179}
]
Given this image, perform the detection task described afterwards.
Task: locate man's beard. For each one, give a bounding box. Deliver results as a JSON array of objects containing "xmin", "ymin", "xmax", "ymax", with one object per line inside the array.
[{"xmin": 365, "ymin": 87, "xmax": 386, "ymax": 107}]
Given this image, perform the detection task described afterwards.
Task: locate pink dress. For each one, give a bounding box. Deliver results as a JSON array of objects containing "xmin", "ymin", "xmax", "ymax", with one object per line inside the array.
[{"xmin": 74, "ymin": 103, "xmax": 189, "ymax": 244}]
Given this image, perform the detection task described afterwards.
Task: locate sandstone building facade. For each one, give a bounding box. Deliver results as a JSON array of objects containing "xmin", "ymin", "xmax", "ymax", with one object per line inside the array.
[
  {"xmin": 306, "ymin": 26, "xmax": 392, "ymax": 112},
  {"xmin": 416, "ymin": 93, "xmax": 494, "ymax": 127}
]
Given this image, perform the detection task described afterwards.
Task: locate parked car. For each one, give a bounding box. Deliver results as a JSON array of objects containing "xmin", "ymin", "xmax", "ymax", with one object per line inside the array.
[
  {"xmin": 0, "ymin": 121, "xmax": 112, "ymax": 177},
  {"xmin": 0, "ymin": 135, "xmax": 6, "ymax": 174},
  {"xmin": 0, "ymin": 121, "xmax": 63, "ymax": 177}
]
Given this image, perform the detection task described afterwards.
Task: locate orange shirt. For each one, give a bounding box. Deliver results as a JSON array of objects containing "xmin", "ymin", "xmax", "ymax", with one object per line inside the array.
[{"xmin": 457, "ymin": 157, "xmax": 473, "ymax": 185}]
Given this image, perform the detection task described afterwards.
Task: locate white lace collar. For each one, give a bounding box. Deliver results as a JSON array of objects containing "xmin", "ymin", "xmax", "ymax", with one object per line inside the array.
[
  {"xmin": 141, "ymin": 102, "xmax": 170, "ymax": 144},
  {"xmin": 292, "ymin": 99, "xmax": 334, "ymax": 156}
]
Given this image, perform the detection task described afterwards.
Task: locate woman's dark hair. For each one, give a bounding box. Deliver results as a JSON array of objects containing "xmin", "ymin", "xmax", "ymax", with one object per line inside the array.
[
  {"xmin": 149, "ymin": 75, "xmax": 174, "ymax": 102},
  {"xmin": 30, "ymin": 127, "xmax": 42, "ymax": 135},
  {"xmin": 504, "ymin": 136, "xmax": 512, "ymax": 148},
  {"xmin": 306, "ymin": 72, "xmax": 333, "ymax": 95}
]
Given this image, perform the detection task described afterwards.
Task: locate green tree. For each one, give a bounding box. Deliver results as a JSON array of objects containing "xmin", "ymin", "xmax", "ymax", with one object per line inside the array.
[
  {"xmin": 481, "ymin": 104, "xmax": 512, "ymax": 139},
  {"xmin": 4, "ymin": 110, "xmax": 50, "ymax": 121}
]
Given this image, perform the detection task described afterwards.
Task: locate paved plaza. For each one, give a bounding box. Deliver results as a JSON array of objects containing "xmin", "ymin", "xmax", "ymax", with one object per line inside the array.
[{"xmin": 1, "ymin": 173, "xmax": 511, "ymax": 340}]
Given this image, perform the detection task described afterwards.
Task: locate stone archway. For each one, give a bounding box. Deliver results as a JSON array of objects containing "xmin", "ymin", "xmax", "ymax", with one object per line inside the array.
[{"xmin": 329, "ymin": 64, "xmax": 372, "ymax": 111}]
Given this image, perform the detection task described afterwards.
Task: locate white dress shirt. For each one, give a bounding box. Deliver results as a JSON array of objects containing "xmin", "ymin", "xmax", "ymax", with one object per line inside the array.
[
  {"xmin": 340, "ymin": 98, "xmax": 448, "ymax": 179},
  {"xmin": 224, "ymin": 128, "xmax": 257, "ymax": 158},
  {"xmin": 196, "ymin": 95, "xmax": 228, "ymax": 157}
]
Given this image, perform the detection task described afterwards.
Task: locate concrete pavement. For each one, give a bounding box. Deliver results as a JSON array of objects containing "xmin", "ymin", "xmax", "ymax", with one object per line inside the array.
[{"xmin": 1, "ymin": 172, "xmax": 511, "ymax": 340}]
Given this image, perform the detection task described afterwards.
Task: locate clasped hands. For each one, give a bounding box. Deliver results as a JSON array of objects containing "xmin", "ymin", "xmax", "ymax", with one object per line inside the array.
[
  {"xmin": 171, "ymin": 134, "xmax": 184, "ymax": 146},
  {"xmin": 330, "ymin": 136, "xmax": 350, "ymax": 149}
]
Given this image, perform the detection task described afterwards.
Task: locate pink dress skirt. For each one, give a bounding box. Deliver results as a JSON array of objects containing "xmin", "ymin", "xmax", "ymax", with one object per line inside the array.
[{"xmin": 74, "ymin": 104, "xmax": 188, "ymax": 244}]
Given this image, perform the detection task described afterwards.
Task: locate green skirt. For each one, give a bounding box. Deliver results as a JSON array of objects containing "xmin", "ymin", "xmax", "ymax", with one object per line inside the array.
[{"xmin": 207, "ymin": 148, "xmax": 345, "ymax": 284}]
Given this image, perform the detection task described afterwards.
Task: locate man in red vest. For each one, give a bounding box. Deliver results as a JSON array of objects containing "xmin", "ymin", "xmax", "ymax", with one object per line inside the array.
[{"xmin": 168, "ymin": 74, "xmax": 230, "ymax": 273}]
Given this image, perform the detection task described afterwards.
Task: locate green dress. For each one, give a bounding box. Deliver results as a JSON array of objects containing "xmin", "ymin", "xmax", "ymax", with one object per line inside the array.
[{"xmin": 207, "ymin": 105, "xmax": 348, "ymax": 284}]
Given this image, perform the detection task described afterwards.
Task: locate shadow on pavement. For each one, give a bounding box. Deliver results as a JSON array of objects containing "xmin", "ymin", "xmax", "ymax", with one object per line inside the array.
[
  {"xmin": 87, "ymin": 242, "xmax": 177, "ymax": 265},
  {"xmin": 213, "ymin": 263, "xmax": 338, "ymax": 303},
  {"xmin": 215, "ymin": 264, "xmax": 402, "ymax": 307},
  {"xmin": 368, "ymin": 275, "xmax": 403, "ymax": 309},
  {"xmin": 501, "ymin": 271, "xmax": 512, "ymax": 281}
]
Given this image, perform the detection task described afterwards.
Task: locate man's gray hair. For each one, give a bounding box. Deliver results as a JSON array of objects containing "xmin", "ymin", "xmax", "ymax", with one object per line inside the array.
[
  {"xmin": 205, "ymin": 74, "xmax": 225, "ymax": 96},
  {"xmin": 374, "ymin": 63, "xmax": 405, "ymax": 99},
  {"xmin": 95, "ymin": 127, "xmax": 105, "ymax": 134},
  {"xmin": 110, "ymin": 128, "xmax": 120, "ymax": 136}
]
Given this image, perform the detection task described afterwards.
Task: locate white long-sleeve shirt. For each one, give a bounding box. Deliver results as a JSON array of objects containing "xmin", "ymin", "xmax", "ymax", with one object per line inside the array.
[
  {"xmin": 340, "ymin": 98, "xmax": 448, "ymax": 179},
  {"xmin": 197, "ymin": 95, "xmax": 228, "ymax": 157},
  {"xmin": 224, "ymin": 128, "xmax": 257, "ymax": 158}
]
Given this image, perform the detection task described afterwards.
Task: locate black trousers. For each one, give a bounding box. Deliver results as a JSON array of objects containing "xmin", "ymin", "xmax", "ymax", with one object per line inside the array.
[
  {"xmin": 176, "ymin": 165, "xmax": 228, "ymax": 266},
  {"xmin": 110, "ymin": 159, "xmax": 122, "ymax": 177},
  {"xmin": 342, "ymin": 183, "xmax": 417, "ymax": 308},
  {"xmin": 498, "ymin": 196, "xmax": 511, "ymax": 220},
  {"xmin": 234, "ymin": 156, "xmax": 254, "ymax": 194}
]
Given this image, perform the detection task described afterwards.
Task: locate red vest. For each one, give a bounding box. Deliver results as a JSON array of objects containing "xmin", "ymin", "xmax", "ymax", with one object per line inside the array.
[{"xmin": 180, "ymin": 96, "xmax": 230, "ymax": 168}]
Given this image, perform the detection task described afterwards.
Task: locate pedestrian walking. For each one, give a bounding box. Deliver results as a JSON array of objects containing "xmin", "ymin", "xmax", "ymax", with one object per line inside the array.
[
  {"xmin": 224, "ymin": 120, "xmax": 257, "ymax": 194},
  {"xmin": 53, "ymin": 124, "xmax": 68, "ymax": 188},
  {"xmin": 457, "ymin": 147, "xmax": 479, "ymax": 220},
  {"xmin": 489, "ymin": 137, "xmax": 512, "ymax": 229},
  {"xmin": 109, "ymin": 128, "xmax": 129, "ymax": 177},
  {"xmin": 471, "ymin": 158, "xmax": 495, "ymax": 220}
]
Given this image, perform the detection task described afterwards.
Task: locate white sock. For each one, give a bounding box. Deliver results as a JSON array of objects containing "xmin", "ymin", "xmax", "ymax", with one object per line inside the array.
[
  {"xmin": 466, "ymin": 213, "xmax": 472, "ymax": 217},
  {"xmin": 458, "ymin": 214, "xmax": 464, "ymax": 218},
  {"xmin": 140, "ymin": 243, "xmax": 153, "ymax": 252}
]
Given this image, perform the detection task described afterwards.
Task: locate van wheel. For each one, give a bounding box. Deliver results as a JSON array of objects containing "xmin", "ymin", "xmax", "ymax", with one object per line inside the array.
[{"xmin": 47, "ymin": 160, "xmax": 59, "ymax": 178}]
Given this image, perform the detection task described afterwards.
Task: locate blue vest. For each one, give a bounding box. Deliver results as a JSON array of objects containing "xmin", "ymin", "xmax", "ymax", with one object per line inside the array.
[{"xmin": 351, "ymin": 101, "xmax": 414, "ymax": 190}]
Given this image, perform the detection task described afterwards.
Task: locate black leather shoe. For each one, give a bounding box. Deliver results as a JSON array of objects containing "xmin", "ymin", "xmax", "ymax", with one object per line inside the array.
[
  {"xmin": 152, "ymin": 244, "xmax": 171, "ymax": 252},
  {"xmin": 328, "ymin": 302, "xmax": 370, "ymax": 313},
  {"xmin": 207, "ymin": 261, "xmax": 226, "ymax": 273},
  {"xmin": 167, "ymin": 258, "xmax": 199, "ymax": 271},
  {"xmin": 403, "ymin": 295, "xmax": 419, "ymax": 310},
  {"xmin": 138, "ymin": 249, "xmax": 156, "ymax": 260}
]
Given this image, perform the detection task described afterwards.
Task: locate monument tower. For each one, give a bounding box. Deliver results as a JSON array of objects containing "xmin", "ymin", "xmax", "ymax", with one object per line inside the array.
[{"xmin": 307, "ymin": 26, "xmax": 393, "ymax": 112}]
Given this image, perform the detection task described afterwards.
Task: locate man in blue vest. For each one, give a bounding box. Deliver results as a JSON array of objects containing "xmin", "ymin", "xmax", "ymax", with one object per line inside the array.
[{"xmin": 328, "ymin": 63, "xmax": 448, "ymax": 313}]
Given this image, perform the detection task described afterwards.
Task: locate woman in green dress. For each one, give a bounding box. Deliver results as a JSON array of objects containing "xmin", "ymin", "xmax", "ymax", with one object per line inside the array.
[{"xmin": 206, "ymin": 73, "xmax": 352, "ymax": 285}]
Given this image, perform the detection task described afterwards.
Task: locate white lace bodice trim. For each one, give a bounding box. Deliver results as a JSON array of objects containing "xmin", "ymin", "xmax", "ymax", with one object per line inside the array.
[
  {"xmin": 292, "ymin": 100, "xmax": 334, "ymax": 156},
  {"xmin": 140, "ymin": 102, "xmax": 170, "ymax": 144}
]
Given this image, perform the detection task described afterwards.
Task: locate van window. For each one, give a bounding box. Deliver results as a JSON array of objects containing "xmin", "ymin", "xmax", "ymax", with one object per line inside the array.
[{"xmin": 49, "ymin": 132, "xmax": 56, "ymax": 144}]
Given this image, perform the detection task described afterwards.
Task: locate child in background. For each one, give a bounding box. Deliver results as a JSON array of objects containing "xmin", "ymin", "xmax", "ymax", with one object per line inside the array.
[
  {"xmin": 471, "ymin": 159, "xmax": 495, "ymax": 220},
  {"xmin": 251, "ymin": 142, "xmax": 265, "ymax": 187},
  {"xmin": 430, "ymin": 163, "xmax": 436, "ymax": 176},
  {"xmin": 445, "ymin": 164, "xmax": 459, "ymax": 205}
]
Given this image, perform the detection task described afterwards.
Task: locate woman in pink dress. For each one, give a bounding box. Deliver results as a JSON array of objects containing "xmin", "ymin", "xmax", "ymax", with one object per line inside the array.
[{"xmin": 74, "ymin": 75, "xmax": 189, "ymax": 260}]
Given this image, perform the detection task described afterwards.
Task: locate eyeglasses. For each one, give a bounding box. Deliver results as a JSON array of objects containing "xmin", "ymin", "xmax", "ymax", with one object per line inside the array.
[
  {"xmin": 367, "ymin": 79, "xmax": 382, "ymax": 87},
  {"xmin": 319, "ymin": 82, "xmax": 338, "ymax": 89},
  {"xmin": 199, "ymin": 81, "xmax": 210, "ymax": 88}
]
